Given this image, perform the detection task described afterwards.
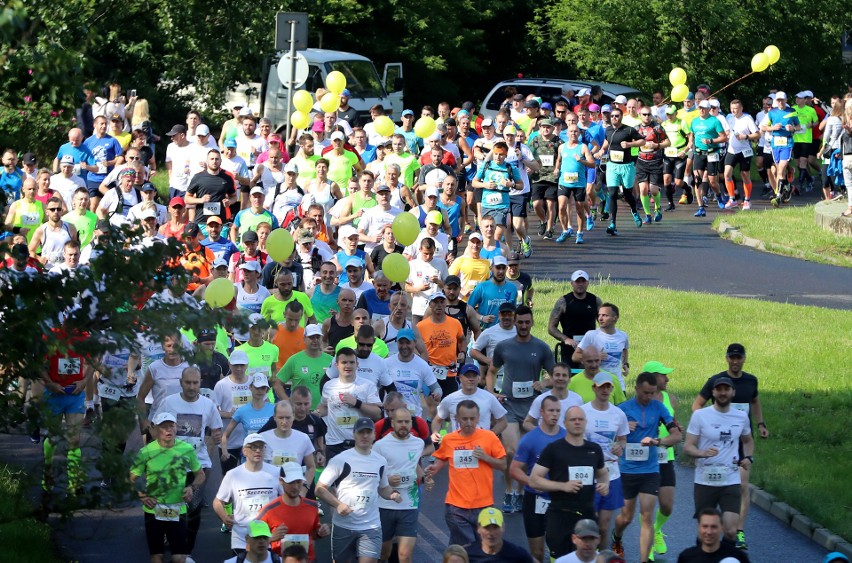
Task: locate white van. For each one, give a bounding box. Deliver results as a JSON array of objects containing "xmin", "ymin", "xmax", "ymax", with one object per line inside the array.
[{"xmin": 228, "ymin": 48, "xmax": 403, "ymax": 131}]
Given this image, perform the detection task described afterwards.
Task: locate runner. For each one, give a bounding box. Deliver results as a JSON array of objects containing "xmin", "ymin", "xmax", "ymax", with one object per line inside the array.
[
  {"xmin": 465, "ymin": 507, "xmax": 535, "ymax": 562},
  {"xmin": 661, "ymin": 105, "xmax": 691, "ymax": 210},
  {"xmin": 635, "ymin": 106, "xmax": 669, "ymax": 224},
  {"xmin": 432, "ymin": 364, "xmax": 508, "ymax": 436},
  {"xmin": 553, "ymin": 123, "xmax": 595, "ymax": 243},
  {"xmin": 723, "ymin": 100, "xmax": 760, "ymax": 210},
  {"xmin": 760, "ymin": 92, "xmax": 799, "ymax": 207},
  {"xmin": 417, "ymin": 292, "xmax": 466, "ymax": 398},
  {"xmin": 689, "ymin": 100, "xmax": 728, "ymax": 217},
  {"xmin": 259, "ymin": 401, "xmax": 316, "ymax": 481},
  {"xmin": 547, "ymin": 269, "xmax": 601, "ymax": 370},
  {"xmin": 522, "ymin": 362, "xmax": 583, "ymax": 431},
  {"xmin": 676, "ymin": 508, "xmax": 750, "ymax": 563},
  {"xmin": 273, "ymin": 324, "xmax": 332, "ymax": 406},
  {"xmin": 594, "ymin": 108, "xmax": 644, "ymax": 235},
  {"xmin": 568, "ymin": 346, "xmax": 626, "ymax": 404},
  {"xmin": 470, "ymin": 301, "xmax": 516, "ymax": 381},
  {"xmin": 553, "ymin": 520, "xmax": 604, "ymax": 563},
  {"xmin": 572, "ymin": 303, "xmax": 630, "ymax": 391},
  {"xmin": 383, "ymin": 328, "xmax": 441, "ymax": 417},
  {"xmin": 213, "ymin": 350, "xmax": 252, "ymax": 474}
]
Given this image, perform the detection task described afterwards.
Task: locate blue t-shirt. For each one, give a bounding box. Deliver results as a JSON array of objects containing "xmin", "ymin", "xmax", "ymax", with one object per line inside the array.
[
  {"xmin": 396, "ymin": 128, "xmax": 422, "ymax": 155},
  {"xmin": 233, "ymin": 402, "xmax": 275, "ymax": 436},
  {"xmin": 514, "ymin": 426, "xmax": 567, "ymax": 495},
  {"xmin": 56, "ymin": 142, "xmax": 95, "ymax": 182},
  {"xmin": 336, "ymin": 248, "xmax": 367, "ymax": 284},
  {"xmin": 0, "ymin": 169, "xmax": 24, "ymax": 202},
  {"xmin": 557, "ymin": 143, "xmax": 587, "ymax": 188},
  {"xmin": 202, "ymin": 236, "xmax": 240, "ymax": 263},
  {"xmin": 358, "ymin": 288, "xmax": 391, "ymax": 320},
  {"xmin": 83, "ymin": 134, "xmax": 123, "ymax": 184},
  {"xmin": 468, "ymin": 280, "xmax": 519, "ymax": 328},
  {"xmin": 475, "ymin": 161, "xmax": 520, "ymax": 210},
  {"xmin": 360, "ymin": 145, "xmax": 378, "ymax": 164},
  {"xmin": 437, "ymin": 195, "xmax": 463, "ymax": 238},
  {"xmin": 765, "ymin": 107, "xmax": 800, "ymax": 148},
  {"xmin": 618, "ymin": 398, "xmax": 674, "ymax": 474}
]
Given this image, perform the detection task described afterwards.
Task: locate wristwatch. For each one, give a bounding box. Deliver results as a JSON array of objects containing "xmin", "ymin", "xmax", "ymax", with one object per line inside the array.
[{"xmin": 744, "ymin": 455, "xmax": 754, "ymax": 463}]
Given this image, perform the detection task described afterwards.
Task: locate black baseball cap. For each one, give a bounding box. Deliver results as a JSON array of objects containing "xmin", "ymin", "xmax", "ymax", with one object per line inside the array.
[
  {"xmin": 183, "ymin": 223, "xmax": 201, "ymax": 237},
  {"xmin": 713, "ymin": 376, "xmax": 734, "ymax": 388},
  {"xmin": 726, "ymin": 343, "xmax": 746, "ymax": 357},
  {"xmin": 444, "ymin": 275, "xmax": 461, "ymax": 287}
]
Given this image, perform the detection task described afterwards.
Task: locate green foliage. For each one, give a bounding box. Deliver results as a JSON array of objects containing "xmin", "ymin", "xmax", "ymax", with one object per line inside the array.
[
  {"xmin": 0, "ymin": 98, "xmax": 75, "ymax": 163},
  {"xmin": 0, "ymin": 465, "xmax": 63, "ymax": 562}
]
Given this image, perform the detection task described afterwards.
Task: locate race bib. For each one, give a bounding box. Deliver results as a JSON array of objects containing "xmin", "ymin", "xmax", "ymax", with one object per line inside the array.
[
  {"xmin": 21, "ymin": 212, "xmax": 40, "ymax": 225},
  {"xmin": 511, "ymin": 380, "xmax": 533, "ymax": 399},
  {"xmin": 731, "ymin": 403, "xmax": 750, "ymax": 415},
  {"xmin": 569, "ymin": 466, "xmax": 594, "ymax": 486},
  {"xmin": 605, "ymin": 460, "xmax": 618, "ymax": 475},
  {"xmin": 707, "ymin": 152, "xmax": 720, "ymax": 163},
  {"xmin": 702, "ymin": 465, "xmax": 727, "ymax": 483},
  {"xmin": 98, "ymin": 383, "xmax": 119, "ymax": 399},
  {"xmin": 57, "ymin": 358, "xmax": 81, "ymax": 375},
  {"xmin": 335, "ymin": 412, "xmax": 357, "ymax": 429},
  {"xmin": 609, "ymin": 150, "xmax": 624, "ymax": 163},
  {"xmin": 774, "ymin": 136, "xmax": 788, "ymax": 147},
  {"xmin": 625, "ymin": 443, "xmax": 650, "ymax": 461},
  {"xmin": 540, "ymin": 154, "xmax": 554, "ymax": 167},
  {"xmin": 657, "ymin": 447, "xmax": 669, "ymax": 464},
  {"xmin": 350, "ymin": 488, "xmax": 374, "ymax": 509},
  {"xmin": 453, "ymin": 449, "xmax": 479, "ymax": 469},
  {"xmin": 97, "ymin": 162, "xmax": 107, "ymax": 175},
  {"xmin": 233, "ymin": 390, "xmax": 251, "ymax": 406},
  {"xmin": 763, "ymin": 145, "xmax": 773, "ymax": 154},
  {"xmin": 534, "ymin": 496, "xmax": 550, "ymax": 515},
  {"xmin": 431, "ymin": 365, "xmax": 448, "ymax": 381},
  {"xmin": 154, "ymin": 503, "xmax": 181, "ymax": 522},
  {"xmin": 283, "ymin": 534, "xmax": 310, "ymax": 550},
  {"xmin": 562, "ymin": 171, "xmax": 579, "ymax": 184},
  {"xmin": 484, "ymin": 192, "xmax": 503, "ymax": 206},
  {"xmin": 741, "ymin": 147, "xmax": 753, "ymax": 158},
  {"xmin": 245, "ymin": 491, "xmax": 273, "ymax": 513},
  {"xmin": 72, "ymin": 164, "xmax": 82, "ymax": 176},
  {"xmin": 664, "ymin": 147, "xmax": 679, "ymax": 158},
  {"xmin": 200, "ymin": 388, "xmax": 213, "ymax": 399},
  {"xmin": 203, "ymin": 202, "xmax": 221, "ymax": 215},
  {"xmin": 271, "ymin": 451, "xmax": 297, "ymax": 466}
]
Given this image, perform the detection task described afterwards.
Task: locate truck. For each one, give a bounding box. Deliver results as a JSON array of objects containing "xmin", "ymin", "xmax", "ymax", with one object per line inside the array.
[{"xmin": 227, "ymin": 48, "xmax": 404, "ymax": 132}]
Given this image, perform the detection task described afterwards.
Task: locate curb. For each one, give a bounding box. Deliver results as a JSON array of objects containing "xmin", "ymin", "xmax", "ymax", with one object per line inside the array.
[
  {"xmin": 715, "ymin": 220, "xmax": 845, "ymax": 266},
  {"xmin": 749, "ymin": 484, "xmax": 851, "ymax": 556}
]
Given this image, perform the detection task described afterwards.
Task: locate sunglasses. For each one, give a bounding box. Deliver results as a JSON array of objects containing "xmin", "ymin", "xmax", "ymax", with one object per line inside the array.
[
  {"xmin": 47, "ymin": 207, "xmax": 62, "ymax": 212},
  {"xmin": 127, "ymin": 156, "xmax": 141, "ymax": 161},
  {"xmin": 640, "ymin": 113, "xmax": 652, "ymax": 116}
]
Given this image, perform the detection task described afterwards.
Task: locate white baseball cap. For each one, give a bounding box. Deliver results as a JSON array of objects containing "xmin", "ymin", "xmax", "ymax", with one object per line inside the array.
[
  {"xmin": 152, "ymin": 411, "xmax": 177, "ymax": 425},
  {"xmin": 330, "ymin": 131, "xmax": 346, "ymax": 142},
  {"xmin": 242, "ymin": 433, "xmax": 267, "ymax": 447},
  {"xmin": 196, "ymin": 124, "xmax": 210, "ymax": 136},
  {"xmin": 229, "ymin": 350, "xmax": 249, "ymax": 365},
  {"xmin": 614, "ymin": 95, "xmax": 628, "ymax": 105},
  {"xmin": 571, "ymin": 270, "xmax": 589, "ymax": 281},
  {"xmin": 304, "ymin": 324, "xmax": 322, "ymax": 337},
  {"xmin": 250, "ymin": 373, "xmax": 270, "ymax": 388},
  {"xmin": 775, "ymin": 91, "xmax": 787, "ymax": 99},
  {"xmin": 492, "ymin": 255, "xmax": 508, "ymax": 267},
  {"xmin": 338, "ymin": 225, "xmax": 359, "ymax": 240},
  {"xmin": 279, "ymin": 461, "xmax": 306, "ymax": 483}
]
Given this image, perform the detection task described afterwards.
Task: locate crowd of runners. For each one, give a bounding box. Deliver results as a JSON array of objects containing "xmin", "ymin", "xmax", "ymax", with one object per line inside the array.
[{"xmin": 2, "ymin": 81, "xmax": 850, "ymax": 563}]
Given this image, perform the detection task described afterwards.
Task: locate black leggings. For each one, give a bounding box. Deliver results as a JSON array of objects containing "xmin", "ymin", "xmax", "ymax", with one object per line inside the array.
[{"xmin": 606, "ymin": 185, "xmax": 638, "ymax": 222}]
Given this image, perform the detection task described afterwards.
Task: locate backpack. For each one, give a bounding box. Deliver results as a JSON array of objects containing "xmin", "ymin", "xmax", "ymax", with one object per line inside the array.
[{"xmin": 235, "ymin": 551, "xmax": 281, "ymax": 563}]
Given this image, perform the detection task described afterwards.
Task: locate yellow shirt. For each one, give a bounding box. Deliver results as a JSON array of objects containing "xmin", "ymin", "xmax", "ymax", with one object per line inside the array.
[{"xmin": 448, "ymin": 256, "xmax": 491, "ymax": 299}]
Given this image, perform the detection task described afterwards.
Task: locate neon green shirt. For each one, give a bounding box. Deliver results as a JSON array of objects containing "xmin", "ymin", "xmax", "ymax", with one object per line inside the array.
[
  {"xmin": 334, "ymin": 335, "xmax": 389, "ymax": 358},
  {"xmin": 131, "ymin": 439, "xmax": 201, "ymax": 514},
  {"xmin": 235, "ymin": 340, "xmax": 280, "ymax": 382},
  {"xmin": 63, "ymin": 210, "xmax": 98, "ymax": 248},
  {"xmin": 384, "ymin": 153, "xmax": 421, "ymax": 187},
  {"xmin": 793, "ymin": 105, "xmax": 817, "ymax": 144},
  {"xmin": 662, "ymin": 118, "xmax": 690, "ymax": 149},
  {"xmin": 568, "ymin": 370, "xmax": 626, "ymax": 404},
  {"xmin": 260, "ymin": 291, "xmax": 314, "ymax": 326},
  {"xmin": 326, "ymin": 150, "xmax": 360, "ymax": 192},
  {"xmin": 275, "ymin": 350, "xmax": 333, "ymax": 409}
]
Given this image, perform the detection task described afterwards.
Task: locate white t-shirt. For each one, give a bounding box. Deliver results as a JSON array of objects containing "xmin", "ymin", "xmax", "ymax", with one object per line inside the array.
[
  {"xmin": 259, "ymin": 428, "xmax": 315, "ymax": 467},
  {"xmin": 236, "ymin": 134, "xmax": 268, "ymax": 167},
  {"xmin": 213, "ymin": 376, "xmax": 253, "ymax": 448},
  {"xmin": 554, "ymin": 552, "xmax": 596, "ymax": 563},
  {"xmin": 577, "ymin": 329, "xmax": 629, "ymax": 390},
  {"xmin": 98, "ymin": 187, "xmax": 141, "ymax": 226},
  {"xmin": 320, "ymin": 377, "xmax": 381, "ymax": 445},
  {"xmin": 97, "ymin": 347, "xmax": 141, "ymax": 400},
  {"xmin": 215, "ymin": 464, "xmax": 281, "ymax": 549},
  {"xmin": 326, "ymin": 353, "xmax": 393, "ymax": 390},
  {"xmin": 472, "ymin": 324, "xmax": 517, "ymax": 359},
  {"xmin": 372, "ymin": 433, "xmax": 424, "ymax": 510},
  {"xmin": 384, "ymin": 354, "xmax": 436, "ymax": 417},
  {"xmin": 50, "ymin": 174, "xmax": 86, "ymax": 209},
  {"xmin": 582, "ymin": 401, "xmax": 629, "ymax": 481},
  {"xmin": 726, "ymin": 114, "xmax": 759, "ymax": 155},
  {"xmin": 405, "ymin": 230, "xmax": 449, "ymax": 262},
  {"xmin": 189, "ymin": 140, "xmax": 219, "ymax": 176},
  {"xmin": 358, "ymin": 206, "xmax": 402, "ymax": 253},
  {"xmin": 406, "ymin": 257, "xmax": 449, "ymax": 316},
  {"xmin": 528, "ymin": 390, "xmax": 584, "ymax": 426},
  {"xmin": 318, "ymin": 447, "xmax": 389, "ymax": 529},
  {"xmin": 222, "ymin": 155, "xmax": 249, "ymax": 179},
  {"xmin": 232, "ymin": 284, "xmax": 271, "ymax": 342},
  {"xmin": 147, "ymin": 360, "xmax": 189, "ymax": 415},
  {"xmin": 687, "ymin": 406, "xmax": 751, "ymax": 487},
  {"xmin": 437, "ymin": 388, "xmax": 507, "ymax": 431},
  {"xmin": 165, "ymin": 142, "xmax": 195, "ymax": 193},
  {"xmin": 505, "ymin": 142, "xmax": 534, "ymax": 195},
  {"xmin": 133, "ymin": 332, "xmax": 193, "ymax": 404},
  {"xmin": 339, "ymin": 279, "xmax": 374, "ymax": 301},
  {"xmin": 153, "ymin": 394, "xmax": 223, "ymax": 468},
  {"xmin": 126, "ymin": 201, "xmax": 168, "ymax": 226}
]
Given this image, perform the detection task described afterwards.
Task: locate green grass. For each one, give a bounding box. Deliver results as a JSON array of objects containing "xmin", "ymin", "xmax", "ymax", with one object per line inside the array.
[
  {"xmin": 0, "ymin": 465, "xmax": 64, "ymax": 562},
  {"xmin": 713, "ymin": 205, "xmax": 852, "ymax": 267},
  {"xmin": 150, "ymin": 170, "xmax": 170, "ymax": 200},
  {"xmin": 530, "ymin": 278, "xmax": 852, "ymax": 539}
]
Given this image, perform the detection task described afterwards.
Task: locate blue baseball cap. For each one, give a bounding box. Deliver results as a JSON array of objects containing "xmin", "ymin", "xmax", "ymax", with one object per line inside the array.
[
  {"xmin": 224, "ymin": 138, "xmax": 237, "ymax": 148},
  {"xmin": 824, "ymin": 553, "xmax": 850, "ymax": 563},
  {"xmin": 601, "ymin": 104, "xmax": 612, "ymax": 113},
  {"xmin": 686, "ymin": 92, "xmax": 695, "ymax": 100},
  {"xmin": 459, "ymin": 364, "xmax": 480, "ymax": 376},
  {"xmin": 396, "ymin": 328, "xmax": 416, "ymax": 342},
  {"xmin": 341, "ymin": 88, "xmax": 351, "ymax": 97},
  {"xmin": 540, "ymin": 102, "xmax": 552, "ymax": 110},
  {"xmin": 402, "ymin": 109, "xmax": 414, "ymax": 117}
]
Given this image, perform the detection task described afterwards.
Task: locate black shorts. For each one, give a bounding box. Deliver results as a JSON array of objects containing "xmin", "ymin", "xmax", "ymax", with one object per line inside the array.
[
  {"xmin": 659, "ymin": 461, "xmax": 676, "ymax": 488},
  {"xmin": 663, "ymin": 155, "xmax": 687, "ymax": 180},
  {"xmin": 636, "ymin": 159, "xmax": 663, "ymax": 185},
  {"xmin": 693, "ymin": 483, "xmax": 742, "ymax": 516},
  {"xmin": 792, "ymin": 142, "xmax": 810, "ymax": 160},
  {"xmin": 621, "ymin": 472, "xmax": 661, "ymax": 500},
  {"xmin": 693, "ymin": 153, "xmax": 721, "ymax": 176},
  {"xmin": 473, "ymin": 187, "xmax": 483, "ymax": 205},
  {"xmin": 510, "ymin": 194, "xmax": 528, "ymax": 217},
  {"xmin": 557, "ymin": 186, "xmax": 586, "ymax": 202},
  {"xmin": 144, "ymin": 511, "xmax": 188, "ymax": 556},
  {"xmin": 809, "ymin": 140, "xmax": 820, "ymax": 157},
  {"xmin": 532, "ymin": 181, "xmax": 557, "ymax": 202},
  {"xmin": 522, "ymin": 491, "xmax": 548, "ymax": 538},
  {"xmin": 456, "ymin": 174, "xmax": 468, "ymax": 193},
  {"xmin": 724, "ymin": 151, "xmax": 753, "ymax": 172},
  {"xmin": 545, "ymin": 507, "xmax": 596, "ymax": 558},
  {"xmin": 438, "ymin": 377, "xmax": 459, "ymax": 398}
]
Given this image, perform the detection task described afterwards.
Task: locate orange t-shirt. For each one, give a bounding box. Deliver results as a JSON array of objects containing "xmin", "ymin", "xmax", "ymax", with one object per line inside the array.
[
  {"xmin": 434, "ymin": 428, "xmax": 506, "ymax": 509},
  {"xmin": 271, "ymin": 325, "xmax": 306, "ymax": 371},
  {"xmin": 181, "ymin": 245, "xmax": 215, "ymax": 292},
  {"xmin": 417, "ymin": 316, "xmax": 464, "ymax": 375},
  {"xmin": 257, "ymin": 496, "xmax": 321, "ymax": 560}
]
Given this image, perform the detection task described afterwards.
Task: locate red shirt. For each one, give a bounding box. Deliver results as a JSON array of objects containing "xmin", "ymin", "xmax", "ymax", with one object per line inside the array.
[
  {"xmin": 46, "ymin": 329, "xmax": 89, "ymax": 386},
  {"xmin": 257, "ymin": 497, "xmax": 321, "ymax": 561}
]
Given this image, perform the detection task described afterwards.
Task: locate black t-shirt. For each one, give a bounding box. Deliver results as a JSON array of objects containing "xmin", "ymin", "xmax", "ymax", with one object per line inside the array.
[
  {"xmin": 337, "ymin": 107, "xmax": 360, "ymax": 128},
  {"xmin": 370, "ymin": 244, "xmax": 404, "ymax": 271},
  {"xmin": 197, "ymin": 350, "xmax": 231, "ymax": 392},
  {"xmin": 292, "ymin": 413, "xmax": 328, "ymax": 444},
  {"xmin": 677, "ymin": 543, "xmax": 750, "ymax": 563},
  {"xmin": 187, "ymin": 170, "xmax": 236, "ymax": 221},
  {"xmin": 535, "ymin": 439, "xmax": 604, "ymax": 512},
  {"xmin": 261, "ymin": 261, "xmax": 304, "ymax": 291},
  {"xmin": 466, "ymin": 539, "xmax": 535, "ymax": 563},
  {"xmin": 605, "ymin": 125, "xmax": 643, "ymax": 164},
  {"xmin": 507, "ymin": 272, "xmax": 532, "ymax": 304},
  {"xmin": 699, "ymin": 371, "xmax": 759, "ymax": 420}
]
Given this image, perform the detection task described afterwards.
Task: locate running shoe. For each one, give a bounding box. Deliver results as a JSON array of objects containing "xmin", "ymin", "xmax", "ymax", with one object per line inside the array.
[
  {"xmin": 512, "ymin": 493, "xmax": 523, "ymax": 513},
  {"xmin": 543, "ymin": 229, "xmax": 553, "ymax": 240},
  {"xmin": 654, "ymin": 210, "xmax": 663, "ymax": 222},
  {"xmin": 643, "ymin": 214, "xmax": 652, "ymax": 225},
  {"xmin": 771, "ymin": 196, "xmax": 779, "ymax": 207},
  {"xmin": 678, "ymin": 194, "xmax": 688, "ymax": 204},
  {"xmin": 611, "ymin": 533, "xmax": 625, "ymax": 557},
  {"xmin": 736, "ymin": 530, "xmax": 748, "ymax": 550},
  {"xmin": 781, "ymin": 186, "xmax": 792, "ymax": 204},
  {"xmin": 521, "ymin": 239, "xmax": 532, "ymax": 258},
  {"xmin": 762, "ymin": 183, "xmax": 773, "ymax": 196},
  {"xmin": 742, "ymin": 200, "xmax": 751, "ymax": 210},
  {"xmin": 464, "ymin": 224, "xmax": 472, "ymax": 235},
  {"xmin": 556, "ymin": 231, "xmax": 570, "ymax": 243},
  {"xmin": 221, "ymin": 523, "xmax": 231, "ymax": 533},
  {"xmin": 725, "ymin": 199, "xmax": 739, "ymax": 209},
  {"xmin": 632, "ymin": 212, "xmax": 642, "ymax": 227},
  {"xmin": 702, "ymin": 195, "xmax": 708, "ymax": 206},
  {"xmin": 502, "ymin": 493, "xmax": 514, "ymax": 513},
  {"xmin": 694, "ymin": 207, "xmax": 706, "ymax": 217},
  {"xmin": 565, "ymin": 227, "xmax": 575, "ymax": 237},
  {"xmin": 575, "ymin": 232, "xmax": 584, "ymax": 244},
  {"xmin": 665, "ymin": 203, "xmax": 676, "ymax": 211},
  {"xmin": 538, "ymin": 223, "xmax": 546, "ymax": 236},
  {"xmin": 586, "ymin": 216, "xmax": 595, "ymax": 231},
  {"xmin": 654, "ymin": 531, "xmax": 668, "ymax": 554},
  {"xmin": 606, "ymin": 223, "xmax": 618, "ymax": 236}
]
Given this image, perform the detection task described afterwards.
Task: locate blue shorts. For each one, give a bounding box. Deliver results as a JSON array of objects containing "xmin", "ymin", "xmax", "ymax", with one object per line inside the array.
[
  {"xmin": 482, "ymin": 207, "xmax": 509, "ymax": 227},
  {"xmin": 86, "ymin": 179, "xmax": 102, "ymax": 198},
  {"xmin": 772, "ymin": 146, "xmax": 793, "ymax": 164},
  {"xmin": 606, "ymin": 162, "xmax": 636, "ymax": 189},
  {"xmin": 595, "ymin": 476, "xmax": 625, "ymax": 511},
  {"xmin": 587, "ymin": 166, "xmax": 598, "ymax": 185},
  {"xmin": 43, "ymin": 387, "xmax": 86, "ymax": 415}
]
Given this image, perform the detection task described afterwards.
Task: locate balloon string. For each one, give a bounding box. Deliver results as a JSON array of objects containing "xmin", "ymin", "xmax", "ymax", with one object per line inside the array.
[{"xmin": 709, "ymin": 72, "xmax": 755, "ymax": 99}]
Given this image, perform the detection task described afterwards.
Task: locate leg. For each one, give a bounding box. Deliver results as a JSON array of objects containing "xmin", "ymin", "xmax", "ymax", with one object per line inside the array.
[
  {"xmin": 500, "ymin": 422, "xmax": 520, "ymax": 499},
  {"xmin": 396, "ymin": 535, "xmax": 416, "ymax": 563},
  {"xmin": 614, "ymin": 496, "xmax": 636, "ymax": 537},
  {"xmin": 598, "ymin": 509, "xmax": 614, "ymax": 549},
  {"xmin": 574, "ymin": 199, "xmax": 586, "ymax": 234},
  {"xmin": 722, "ymin": 511, "xmax": 740, "ymax": 543},
  {"xmin": 639, "ymin": 181, "xmax": 651, "ymax": 217},
  {"xmin": 545, "ymin": 197, "xmax": 557, "ymax": 232},
  {"xmin": 556, "ymin": 194, "xmax": 570, "ymax": 234},
  {"xmin": 738, "ymin": 465, "xmax": 750, "ymax": 532},
  {"xmin": 638, "ymin": 493, "xmax": 658, "ymax": 561}
]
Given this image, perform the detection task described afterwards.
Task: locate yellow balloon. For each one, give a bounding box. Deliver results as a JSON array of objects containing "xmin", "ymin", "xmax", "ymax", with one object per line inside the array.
[
  {"xmin": 669, "ymin": 67, "xmax": 687, "ymax": 87},
  {"xmin": 266, "ymin": 228, "xmax": 295, "ymax": 262},
  {"xmin": 293, "ymin": 90, "xmax": 313, "ymax": 113},
  {"xmin": 290, "ymin": 111, "xmax": 310, "ymax": 130},
  {"xmin": 326, "ymin": 71, "xmax": 347, "ymax": 94},
  {"xmin": 320, "ymin": 92, "xmax": 340, "ymax": 114},
  {"xmin": 381, "ymin": 253, "xmax": 410, "ymax": 283},
  {"xmin": 391, "ymin": 212, "xmax": 420, "ymax": 246},
  {"xmin": 374, "ymin": 116, "xmax": 395, "ymax": 138},
  {"xmin": 764, "ymin": 45, "xmax": 780, "ymax": 65},
  {"xmin": 751, "ymin": 53, "xmax": 769, "ymax": 73},
  {"xmin": 205, "ymin": 278, "xmax": 235, "ymax": 308},
  {"xmin": 671, "ymin": 84, "xmax": 689, "ymax": 103},
  {"xmin": 413, "ymin": 116, "xmax": 437, "ymax": 138}
]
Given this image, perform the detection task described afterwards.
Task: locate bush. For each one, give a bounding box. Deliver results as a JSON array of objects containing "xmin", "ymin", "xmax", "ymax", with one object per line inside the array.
[{"xmin": 0, "ymin": 96, "xmax": 75, "ymax": 164}]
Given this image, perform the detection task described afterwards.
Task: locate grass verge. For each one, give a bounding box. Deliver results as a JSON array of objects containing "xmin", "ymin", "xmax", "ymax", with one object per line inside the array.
[
  {"xmin": 0, "ymin": 464, "xmax": 63, "ymax": 562},
  {"xmin": 713, "ymin": 205, "xmax": 852, "ymax": 267},
  {"xmin": 530, "ymin": 278, "xmax": 852, "ymax": 539}
]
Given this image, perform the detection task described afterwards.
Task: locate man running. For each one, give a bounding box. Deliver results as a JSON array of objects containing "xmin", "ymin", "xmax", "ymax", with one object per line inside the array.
[
  {"xmin": 635, "ymin": 106, "xmax": 670, "ymax": 224},
  {"xmin": 661, "ymin": 105, "xmax": 691, "ymax": 210},
  {"xmin": 723, "ymin": 100, "xmax": 760, "ymax": 210},
  {"xmin": 760, "ymin": 91, "xmax": 800, "ymax": 207},
  {"xmin": 689, "ymin": 100, "xmax": 728, "ymax": 217},
  {"xmin": 594, "ymin": 109, "xmax": 645, "ymax": 235}
]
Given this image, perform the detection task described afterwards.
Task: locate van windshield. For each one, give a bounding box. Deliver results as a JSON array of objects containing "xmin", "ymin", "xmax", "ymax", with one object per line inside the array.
[{"xmin": 325, "ymin": 61, "xmax": 385, "ymax": 99}]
